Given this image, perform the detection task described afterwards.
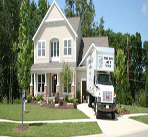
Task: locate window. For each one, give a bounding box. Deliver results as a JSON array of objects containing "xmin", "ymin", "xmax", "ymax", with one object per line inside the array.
[
  {"xmin": 38, "ymin": 74, "xmax": 45, "ymax": 92},
  {"xmin": 38, "ymin": 41, "xmax": 46, "ymax": 58},
  {"xmin": 63, "ymin": 84, "xmax": 71, "ymax": 94},
  {"xmin": 51, "ymin": 41, "xmax": 59, "ymax": 58},
  {"xmin": 64, "ymin": 39, "xmax": 72, "ymax": 56}
]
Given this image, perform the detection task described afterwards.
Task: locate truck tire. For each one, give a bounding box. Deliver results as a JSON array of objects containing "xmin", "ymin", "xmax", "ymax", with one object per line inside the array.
[
  {"xmin": 111, "ymin": 111, "xmax": 115, "ymax": 119},
  {"xmin": 96, "ymin": 110, "xmax": 101, "ymax": 119},
  {"xmin": 88, "ymin": 94, "xmax": 92, "ymax": 107}
]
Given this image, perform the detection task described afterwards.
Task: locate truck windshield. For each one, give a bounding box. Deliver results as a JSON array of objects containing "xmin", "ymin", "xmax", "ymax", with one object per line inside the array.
[{"xmin": 97, "ymin": 74, "xmax": 112, "ymax": 85}]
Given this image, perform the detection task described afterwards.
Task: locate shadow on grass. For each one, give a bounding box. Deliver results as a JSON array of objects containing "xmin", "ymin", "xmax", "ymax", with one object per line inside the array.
[{"xmin": 29, "ymin": 123, "xmax": 45, "ymax": 126}]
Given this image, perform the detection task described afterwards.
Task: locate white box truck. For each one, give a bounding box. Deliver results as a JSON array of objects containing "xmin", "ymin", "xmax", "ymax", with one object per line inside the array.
[{"xmin": 86, "ymin": 46, "xmax": 116, "ymax": 119}]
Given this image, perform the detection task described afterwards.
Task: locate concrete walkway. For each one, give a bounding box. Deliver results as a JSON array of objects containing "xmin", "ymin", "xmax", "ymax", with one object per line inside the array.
[
  {"xmin": 77, "ymin": 103, "xmax": 148, "ymax": 137},
  {"xmin": 0, "ymin": 119, "xmax": 97, "ymax": 124}
]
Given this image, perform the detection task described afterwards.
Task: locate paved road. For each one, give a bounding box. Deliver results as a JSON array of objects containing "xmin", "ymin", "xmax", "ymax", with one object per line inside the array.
[{"xmin": 77, "ymin": 103, "xmax": 148, "ymax": 137}]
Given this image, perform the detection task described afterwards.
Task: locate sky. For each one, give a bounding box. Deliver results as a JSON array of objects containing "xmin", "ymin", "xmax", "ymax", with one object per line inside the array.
[{"xmin": 32, "ymin": 0, "xmax": 148, "ymax": 46}]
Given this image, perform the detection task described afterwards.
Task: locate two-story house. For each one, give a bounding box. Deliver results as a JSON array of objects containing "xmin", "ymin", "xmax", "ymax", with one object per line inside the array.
[{"xmin": 30, "ymin": 0, "xmax": 109, "ymax": 102}]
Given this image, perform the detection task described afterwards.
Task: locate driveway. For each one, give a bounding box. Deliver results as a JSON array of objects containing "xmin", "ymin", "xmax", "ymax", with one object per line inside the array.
[{"xmin": 77, "ymin": 103, "xmax": 148, "ymax": 137}]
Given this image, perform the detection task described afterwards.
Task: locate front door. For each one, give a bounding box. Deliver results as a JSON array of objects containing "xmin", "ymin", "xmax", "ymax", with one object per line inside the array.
[{"xmin": 52, "ymin": 74, "xmax": 57, "ymax": 96}]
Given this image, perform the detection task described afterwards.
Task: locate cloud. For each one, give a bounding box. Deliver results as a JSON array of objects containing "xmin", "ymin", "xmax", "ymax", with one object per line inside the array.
[{"xmin": 142, "ymin": 2, "xmax": 148, "ymax": 16}]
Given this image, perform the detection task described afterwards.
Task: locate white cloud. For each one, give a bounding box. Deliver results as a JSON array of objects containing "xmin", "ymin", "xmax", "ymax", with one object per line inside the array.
[{"xmin": 142, "ymin": 2, "xmax": 148, "ymax": 16}]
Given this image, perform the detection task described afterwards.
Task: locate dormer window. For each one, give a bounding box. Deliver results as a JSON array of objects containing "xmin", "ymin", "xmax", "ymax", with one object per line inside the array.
[
  {"xmin": 38, "ymin": 40, "xmax": 46, "ymax": 58},
  {"xmin": 50, "ymin": 38, "xmax": 59, "ymax": 61}
]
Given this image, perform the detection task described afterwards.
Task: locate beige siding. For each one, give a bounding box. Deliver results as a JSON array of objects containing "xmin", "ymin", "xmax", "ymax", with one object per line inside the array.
[
  {"xmin": 34, "ymin": 22, "xmax": 76, "ymax": 63},
  {"xmin": 76, "ymin": 70, "xmax": 86, "ymax": 92},
  {"xmin": 76, "ymin": 20, "xmax": 82, "ymax": 64},
  {"xmin": 45, "ymin": 5, "xmax": 64, "ymax": 21}
]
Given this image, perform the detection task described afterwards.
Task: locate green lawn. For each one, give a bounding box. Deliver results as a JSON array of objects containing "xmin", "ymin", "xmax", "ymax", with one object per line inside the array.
[
  {"xmin": 121, "ymin": 104, "xmax": 148, "ymax": 114},
  {"xmin": 0, "ymin": 104, "xmax": 88, "ymax": 121},
  {"xmin": 0, "ymin": 122, "xmax": 102, "ymax": 137},
  {"xmin": 130, "ymin": 115, "xmax": 148, "ymax": 125}
]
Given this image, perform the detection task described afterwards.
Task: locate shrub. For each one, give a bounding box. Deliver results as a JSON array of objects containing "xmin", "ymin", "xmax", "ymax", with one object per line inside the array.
[
  {"xmin": 65, "ymin": 95, "xmax": 68, "ymax": 101},
  {"xmin": 36, "ymin": 95, "xmax": 43, "ymax": 101},
  {"xmin": 69, "ymin": 98, "xmax": 78, "ymax": 103},
  {"xmin": 138, "ymin": 89, "xmax": 147, "ymax": 107},
  {"xmin": 76, "ymin": 91, "xmax": 81, "ymax": 103},
  {"xmin": 27, "ymin": 96, "xmax": 32, "ymax": 103},
  {"xmin": 33, "ymin": 96, "xmax": 36, "ymax": 101},
  {"xmin": 48, "ymin": 99, "xmax": 51, "ymax": 105},
  {"xmin": 59, "ymin": 100, "xmax": 63, "ymax": 106},
  {"xmin": 13, "ymin": 98, "xmax": 21, "ymax": 104},
  {"xmin": 74, "ymin": 102, "xmax": 77, "ymax": 109},
  {"xmin": 55, "ymin": 93, "xmax": 59, "ymax": 103}
]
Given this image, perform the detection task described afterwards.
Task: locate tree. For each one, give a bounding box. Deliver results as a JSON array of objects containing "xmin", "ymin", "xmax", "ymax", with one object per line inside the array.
[
  {"xmin": 13, "ymin": 1, "xmax": 33, "ymax": 92},
  {"xmin": 61, "ymin": 62, "xmax": 73, "ymax": 94},
  {"xmin": 114, "ymin": 49, "xmax": 126, "ymax": 107},
  {"xmin": 64, "ymin": 0, "xmax": 75, "ymax": 17},
  {"xmin": 96, "ymin": 16, "xmax": 104, "ymax": 36},
  {"xmin": 75, "ymin": 0, "xmax": 95, "ymax": 37}
]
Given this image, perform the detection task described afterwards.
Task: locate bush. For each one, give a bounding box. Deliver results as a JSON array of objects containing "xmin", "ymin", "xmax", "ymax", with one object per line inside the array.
[
  {"xmin": 27, "ymin": 96, "xmax": 32, "ymax": 103},
  {"xmin": 74, "ymin": 102, "xmax": 77, "ymax": 109},
  {"xmin": 65, "ymin": 95, "xmax": 68, "ymax": 101},
  {"xmin": 69, "ymin": 98, "xmax": 78, "ymax": 103},
  {"xmin": 13, "ymin": 98, "xmax": 21, "ymax": 104},
  {"xmin": 36, "ymin": 95, "xmax": 43, "ymax": 101},
  {"xmin": 138, "ymin": 89, "xmax": 147, "ymax": 107},
  {"xmin": 76, "ymin": 91, "xmax": 81, "ymax": 103},
  {"xmin": 33, "ymin": 96, "xmax": 36, "ymax": 101},
  {"xmin": 59, "ymin": 100, "xmax": 63, "ymax": 106},
  {"xmin": 48, "ymin": 99, "xmax": 52, "ymax": 105},
  {"xmin": 55, "ymin": 93, "xmax": 59, "ymax": 103}
]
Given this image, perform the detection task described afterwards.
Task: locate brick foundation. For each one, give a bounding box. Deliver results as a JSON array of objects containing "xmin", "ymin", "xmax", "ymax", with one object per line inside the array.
[
  {"xmin": 30, "ymin": 86, "xmax": 34, "ymax": 96},
  {"xmin": 72, "ymin": 86, "xmax": 75, "ymax": 98},
  {"xmin": 44, "ymin": 86, "xmax": 47, "ymax": 100}
]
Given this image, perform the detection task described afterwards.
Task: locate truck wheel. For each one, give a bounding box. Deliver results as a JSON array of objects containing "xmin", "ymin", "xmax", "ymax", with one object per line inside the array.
[
  {"xmin": 88, "ymin": 94, "xmax": 92, "ymax": 107},
  {"xmin": 111, "ymin": 112, "xmax": 115, "ymax": 119},
  {"xmin": 96, "ymin": 110, "xmax": 101, "ymax": 119}
]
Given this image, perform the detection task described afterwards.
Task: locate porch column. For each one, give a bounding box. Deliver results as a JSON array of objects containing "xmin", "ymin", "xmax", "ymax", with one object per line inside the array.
[
  {"xmin": 44, "ymin": 73, "xmax": 47, "ymax": 100},
  {"xmin": 72, "ymin": 72, "xmax": 75, "ymax": 98},
  {"xmin": 30, "ymin": 73, "xmax": 34, "ymax": 96},
  {"xmin": 56, "ymin": 73, "xmax": 60, "ymax": 94},
  {"xmin": 34, "ymin": 73, "xmax": 36, "ymax": 96}
]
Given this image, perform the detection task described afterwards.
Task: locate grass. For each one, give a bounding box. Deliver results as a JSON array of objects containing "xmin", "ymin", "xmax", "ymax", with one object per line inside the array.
[
  {"xmin": 0, "ymin": 122, "xmax": 102, "ymax": 137},
  {"xmin": 130, "ymin": 115, "xmax": 148, "ymax": 125},
  {"xmin": 120, "ymin": 104, "xmax": 148, "ymax": 114},
  {"xmin": 0, "ymin": 104, "xmax": 88, "ymax": 121}
]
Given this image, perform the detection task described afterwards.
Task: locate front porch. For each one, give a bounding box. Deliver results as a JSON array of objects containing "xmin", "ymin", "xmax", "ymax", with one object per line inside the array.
[{"xmin": 30, "ymin": 72, "xmax": 76, "ymax": 100}]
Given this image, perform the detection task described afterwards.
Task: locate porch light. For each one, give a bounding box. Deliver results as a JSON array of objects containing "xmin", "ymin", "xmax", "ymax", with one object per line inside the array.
[
  {"xmin": 99, "ymin": 92, "xmax": 100, "ymax": 95},
  {"xmin": 54, "ymin": 75, "xmax": 56, "ymax": 80}
]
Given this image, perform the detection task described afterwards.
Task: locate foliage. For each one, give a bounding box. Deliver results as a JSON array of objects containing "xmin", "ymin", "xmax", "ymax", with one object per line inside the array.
[
  {"xmin": 69, "ymin": 98, "xmax": 78, "ymax": 103},
  {"xmin": 13, "ymin": 98, "xmax": 21, "ymax": 104},
  {"xmin": 13, "ymin": 1, "xmax": 33, "ymax": 93},
  {"xmin": 55, "ymin": 93, "xmax": 59, "ymax": 103},
  {"xmin": 61, "ymin": 62, "xmax": 73, "ymax": 94},
  {"xmin": 27, "ymin": 95, "xmax": 32, "ymax": 103},
  {"xmin": 48, "ymin": 99, "xmax": 52, "ymax": 105},
  {"xmin": 36, "ymin": 95, "xmax": 43, "ymax": 101},
  {"xmin": 59, "ymin": 100, "xmax": 63, "ymax": 106},
  {"xmin": 114, "ymin": 49, "xmax": 126, "ymax": 107},
  {"xmin": 33, "ymin": 96, "xmax": 36, "ymax": 101},
  {"xmin": 138, "ymin": 89, "xmax": 147, "ymax": 107},
  {"xmin": 76, "ymin": 91, "xmax": 81, "ymax": 103},
  {"xmin": 64, "ymin": 0, "xmax": 75, "ymax": 17},
  {"xmin": 74, "ymin": 102, "xmax": 77, "ymax": 109}
]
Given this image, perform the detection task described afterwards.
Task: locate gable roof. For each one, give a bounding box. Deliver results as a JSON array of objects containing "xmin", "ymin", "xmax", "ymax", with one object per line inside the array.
[
  {"xmin": 77, "ymin": 36, "xmax": 109, "ymax": 66},
  {"xmin": 67, "ymin": 17, "xmax": 80, "ymax": 33},
  {"xmin": 32, "ymin": 0, "xmax": 78, "ymax": 41}
]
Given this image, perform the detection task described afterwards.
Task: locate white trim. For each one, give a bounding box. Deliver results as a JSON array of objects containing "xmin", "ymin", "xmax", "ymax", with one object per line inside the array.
[
  {"xmin": 75, "ymin": 37, "xmax": 77, "ymax": 62},
  {"xmin": 81, "ymin": 78, "xmax": 86, "ymax": 104},
  {"xmin": 78, "ymin": 43, "xmax": 96, "ymax": 67},
  {"xmin": 45, "ymin": 18, "xmax": 64, "ymax": 23},
  {"xmin": 63, "ymin": 38, "xmax": 72, "ymax": 57},
  {"xmin": 32, "ymin": 0, "xmax": 77, "ymax": 41},
  {"xmin": 75, "ymin": 71, "xmax": 76, "ymax": 98},
  {"xmin": 30, "ymin": 74, "xmax": 33, "ymax": 86},
  {"xmin": 34, "ymin": 73, "xmax": 36, "ymax": 96},
  {"xmin": 45, "ymin": 73, "xmax": 47, "ymax": 86},
  {"xmin": 37, "ymin": 40, "xmax": 46, "ymax": 59},
  {"xmin": 34, "ymin": 41, "xmax": 35, "ymax": 64},
  {"xmin": 76, "ymin": 66, "xmax": 86, "ymax": 71},
  {"xmin": 37, "ymin": 74, "xmax": 45, "ymax": 93}
]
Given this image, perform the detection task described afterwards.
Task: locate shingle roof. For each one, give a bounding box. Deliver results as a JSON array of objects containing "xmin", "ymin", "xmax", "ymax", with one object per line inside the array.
[
  {"xmin": 31, "ymin": 62, "xmax": 76, "ymax": 71},
  {"xmin": 77, "ymin": 36, "xmax": 109, "ymax": 66},
  {"xmin": 67, "ymin": 17, "xmax": 80, "ymax": 33}
]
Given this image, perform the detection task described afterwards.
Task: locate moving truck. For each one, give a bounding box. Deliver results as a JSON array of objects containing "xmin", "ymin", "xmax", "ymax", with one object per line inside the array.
[{"xmin": 86, "ymin": 46, "xmax": 116, "ymax": 119}]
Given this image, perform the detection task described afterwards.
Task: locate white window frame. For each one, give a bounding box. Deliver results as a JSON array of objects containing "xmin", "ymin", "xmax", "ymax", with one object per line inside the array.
[
  {"xmin": 37, "ymin": 40, "xmax": 46, "ymax": 59},
  {"xmin": 50, "ymin": 39, "xmax": 59, "ymax": 61},
  {"xmin": 37, "ymin": 74, "xmax": 45, "ymax": 94},
  {"xmin": 62, "ymin": 84, "xmax": 72, "ymax": 95},
  {"xmin": 63, "ymin": 39, "xmax": 72, "ymax": 57}
]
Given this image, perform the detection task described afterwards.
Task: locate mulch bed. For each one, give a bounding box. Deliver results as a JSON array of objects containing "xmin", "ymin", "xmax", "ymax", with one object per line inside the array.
[
  {"xmin": 29, "ymin": 100, "xmax": 78, "ymax": 110},
  {"xmin": 115, "ymin": 107, "xmax": 130, "ymax": 115},
  {"xmin": 15, "ymin": 125, "xmax": 28, "ymax": 131}
]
